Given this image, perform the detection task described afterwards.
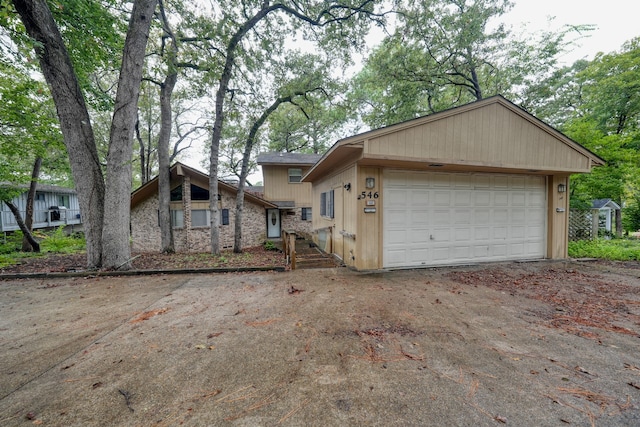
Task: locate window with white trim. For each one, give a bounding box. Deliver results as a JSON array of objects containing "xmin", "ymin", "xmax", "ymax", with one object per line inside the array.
[{"xmin": 288, "ymin": 168, "xmax": 302, "ymax": 183}]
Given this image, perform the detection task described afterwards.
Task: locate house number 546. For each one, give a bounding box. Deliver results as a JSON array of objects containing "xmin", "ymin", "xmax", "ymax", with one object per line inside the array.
[{"xmin": 358, "ymin": 191, "xmax": 379, "ymax": 200}]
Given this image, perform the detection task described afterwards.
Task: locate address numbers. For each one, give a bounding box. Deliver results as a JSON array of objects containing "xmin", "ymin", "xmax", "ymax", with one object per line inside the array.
[{"xmin": 358, "ymin": 191, "xmax": 379, "ymax": 200}]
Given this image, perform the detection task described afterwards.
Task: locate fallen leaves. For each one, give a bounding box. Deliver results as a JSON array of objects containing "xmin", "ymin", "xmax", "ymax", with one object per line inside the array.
[
  {"xmin": 447, "ymin": 267, "xmax": 640, "ymax": 339},
  {"xmin": 130, "ymin": 307, "xmax": 169, "ymax": 323}
]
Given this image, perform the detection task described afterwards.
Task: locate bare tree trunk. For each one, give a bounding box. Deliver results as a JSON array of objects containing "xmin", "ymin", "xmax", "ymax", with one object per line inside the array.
[
  {"xmin": 5, "ymin": 201, "xmax": 40, "ymax": 252},
  {"xmin": 234, "ymin": 93, "xmax": 304, "ymax": 252},
  {"xmin": 158, "ymin": 72, "xmax": 177, "ymax": 253},
  {"xmin": 135, "ymin": 117, "xmax": 149, "ymax": 183},
  {"xmin": 22, "ymin": 157, "xmax": 42, "ymax": 252},
  {"xmin": 13, "ymin": 0, "xmax": 104, "ymax": 268},
  {"xmin": 102, "ymin": 0, "xmax": 158, "ymax": 270},
  {"xmin": 616, "ymin": 208, "xmax": 623, "ymax": 238},
  {"xmin": 157, "ymin": 0, "xmax": 177, "ymax": 253}
]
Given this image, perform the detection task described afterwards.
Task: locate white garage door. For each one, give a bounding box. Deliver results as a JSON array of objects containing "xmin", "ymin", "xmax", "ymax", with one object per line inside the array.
[{"xmin": 383, "ymin": 171, "xmax": 546, "ymax": 268}]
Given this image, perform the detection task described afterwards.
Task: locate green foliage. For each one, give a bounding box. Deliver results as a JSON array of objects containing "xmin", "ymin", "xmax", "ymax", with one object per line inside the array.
[
  {"xmin": 568, "ymin": 238, "xmax": 640, "ymax": 261},
  {"xmin": 623, "ymin": 197, "xmax": 640, "ymax": 233},
  {"xmin": 351, "ymin": 0, "xmax": 589, "ymax": 128},
  {"xmin": 41, "ymin": 226, "xmax": 85, "ymax": 253},
  {"xmin": 0, "ymin": 227, "xmax": 85, "ymax": 268},
  {"xmin": 263, "ymin": 240, "xmax": 277, "ymax": 251}
]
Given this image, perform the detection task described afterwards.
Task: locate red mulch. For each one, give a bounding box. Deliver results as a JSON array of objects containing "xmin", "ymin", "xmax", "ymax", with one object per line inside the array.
[{"xmin": 0, "ymin": 246, "xmax": 285, "ymax": 274}]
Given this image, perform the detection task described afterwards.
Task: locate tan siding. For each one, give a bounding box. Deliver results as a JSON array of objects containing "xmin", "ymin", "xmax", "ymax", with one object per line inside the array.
[
  {"xmin": 365, "ymin": 103, "xmax": 592, "ymax": 172},
  {"xmin": 262, "ymin": 165, "xmax": 313, "ymax": 206},
  {"xmin": 355, "ymin": 167, "xmax": 382, "ymax": 270},
  {"xmin": 310, "ymin": 164, "xmax": 357, "ymax": 266},
  {"xmin": 547, "ymin": 175, "xmax": 570, "ymax": 259}
]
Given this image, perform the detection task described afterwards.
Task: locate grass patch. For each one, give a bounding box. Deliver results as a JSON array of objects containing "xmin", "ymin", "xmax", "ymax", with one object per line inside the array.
[
  {"xmin": 0, "ymin": 227, "xmax": 85, "ymax": 268},
  {"xmin": 568, "ymin": 238, "xmax": 640, "ymax": 261}
]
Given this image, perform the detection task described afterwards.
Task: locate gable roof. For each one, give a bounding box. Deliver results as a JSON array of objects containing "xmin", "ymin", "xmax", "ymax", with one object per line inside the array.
[
  {"xmin": 257, "ymin": 152, "xmax": 323, "ymax": 166},
  {"xmin": 130, "ymin": 162, "xmax": 277, "ymax": 209},
  {"xmin": 592, "ymin": 199, "xmax": 621, "ymax": 210},
  {"xmin": 303, "ymin": 95, "xmax": 605, "ymax": 181}
]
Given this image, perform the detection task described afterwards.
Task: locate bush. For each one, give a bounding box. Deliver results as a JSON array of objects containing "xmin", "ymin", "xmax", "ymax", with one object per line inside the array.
[
  {"xmin": 263, "ymin": 240, "xmax": 277, "ymax": 251},
  {"xmin": 568, "ymin": 238, "xmax": 640, "ymax": 261},
  {"xmin": 41, "ymin": 226, "xmax": 85, "ymax": 253}
]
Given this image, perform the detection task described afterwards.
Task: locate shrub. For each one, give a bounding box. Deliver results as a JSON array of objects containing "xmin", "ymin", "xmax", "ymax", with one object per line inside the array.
[{"xmin": 568, "ymin": 238, "xmax": 640, "ymax": 261}]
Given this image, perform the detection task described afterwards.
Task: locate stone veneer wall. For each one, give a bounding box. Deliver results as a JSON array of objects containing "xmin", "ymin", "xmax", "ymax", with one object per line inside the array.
[
  {"xmin": 131, "ymin": 193, "xmax": 162, "ymax": 252},
  {"xmin": 280, "ymin": 207, "xmax": 313, "ymax": 238},
  {"xmin": 131, "ymin": 186, "xmax": 268, "ymax": 253}
]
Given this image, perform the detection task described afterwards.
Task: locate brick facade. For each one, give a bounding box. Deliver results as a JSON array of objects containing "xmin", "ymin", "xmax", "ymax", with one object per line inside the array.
[
  {"xmin": 131, "ymin": 183, "xmax": 269, "ymax": 253},
  {"xmin": 280, "ymin": 207, "xmax": 313, "ymax": 238}
]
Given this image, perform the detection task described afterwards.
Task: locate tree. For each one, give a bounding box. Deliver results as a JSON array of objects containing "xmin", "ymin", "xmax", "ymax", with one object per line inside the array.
[
  {"xmin": 352, "ymin": 0, "xmax": 591, "ymax": 127},
  {"xmin": 206, "ymin": 0, "xmax": 385, "ymax": 254},
  {"xmin": 11, "ymin": 0, "xmax": 158, "ymax": 269},
  {"xmin": 0, "ymin": 58, "xmax": 65, "ymax": 252}
]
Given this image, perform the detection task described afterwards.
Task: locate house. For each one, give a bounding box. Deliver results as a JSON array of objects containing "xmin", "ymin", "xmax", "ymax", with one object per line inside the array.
[
  {"xmin": 301, "ymin": 96, "xmax": 604, "ymax": 270},
  {"xmin": 256, "ymin": 152, "xmax": 322, "ymax": 238},
  {"xmin": 0, "ymin": 183, "xmax": 82, "ymax": 232},
  {"xmin": 130, "ymin": 163, "xmax": 277, "ymax": 252},
  {"xmin": 592, "ymin": 199, "xmax": 621, "ymax": 235}
]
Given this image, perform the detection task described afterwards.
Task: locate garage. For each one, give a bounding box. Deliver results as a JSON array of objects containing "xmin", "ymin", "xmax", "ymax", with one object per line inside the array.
[
  {"xmin": 304, "ymin": 96, "xmax": 604, "ymax": 271},
  {"xmin": 384, "ymin": 170, "xmax": 546, "ymax": 268}
]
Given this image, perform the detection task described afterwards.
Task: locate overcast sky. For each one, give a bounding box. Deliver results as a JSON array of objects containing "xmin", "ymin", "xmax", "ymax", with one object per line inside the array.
[
  {"xmin": 187, "ymin": 0, "xmax": 640, "ymax": 177},
  {"xmin": 506, "ymin": 0, "xmax": 638, "ymax": 63}
]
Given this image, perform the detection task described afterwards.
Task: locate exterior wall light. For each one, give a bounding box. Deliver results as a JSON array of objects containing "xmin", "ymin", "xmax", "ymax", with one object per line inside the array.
[
  {"xmin": 557, "ymin": 183, "xmax": 566, "ymax": 193},
  {"xmin": 365, "ymin": 177, "xmax": 375, "ymax": 189}
]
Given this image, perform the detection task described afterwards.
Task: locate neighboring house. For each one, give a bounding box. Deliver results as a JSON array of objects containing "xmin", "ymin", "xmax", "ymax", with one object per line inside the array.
[
  {"xmin": 130, "ymin": 162, "xmax": 277, "ymax": 252},
  {"xmin": 256, "ymin": 152, "xmax": 322, "ymax": 238},
  {"xmin": 592, "ymin": 199, "xmax": 621, "ymax": 235},
  {"xmin": 301, "ymin": 96, "xmax": 604, "ymax": 270},
  {"xmin": 0, "ymin": 183, "xmax": 82, "ymax": 232}
]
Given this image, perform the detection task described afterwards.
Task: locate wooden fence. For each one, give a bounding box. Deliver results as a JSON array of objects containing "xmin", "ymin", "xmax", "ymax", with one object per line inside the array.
[{"xmin": 568, "ymin": 209, "xmax": 599, "ymax": 241}]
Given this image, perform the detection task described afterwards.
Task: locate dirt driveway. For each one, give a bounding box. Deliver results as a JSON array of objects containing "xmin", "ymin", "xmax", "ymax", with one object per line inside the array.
[{"xmin": 1, "ymin": 261, "xmax": 639, "ymax": 426}]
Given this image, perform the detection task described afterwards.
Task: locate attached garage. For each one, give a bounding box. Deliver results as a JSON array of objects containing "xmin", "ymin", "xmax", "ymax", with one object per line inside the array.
[
  {"xmin": 383, "ymin": 171, "xmax": 546, "ymax": 268},
  {"xmin": 304, "ymin": 96, "xmax": 604, "ymax": 271}
]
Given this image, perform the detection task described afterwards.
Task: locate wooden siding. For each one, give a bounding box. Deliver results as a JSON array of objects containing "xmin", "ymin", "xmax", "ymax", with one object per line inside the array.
[
  {"xmin": 365, "ymin": 103, "xmax": 592, "ymax": 173},
  {"xmin": 263, "ymin": 165, "xmax": 314, "ymax": 206},
  {"xmin": 547, "ymin": 174, "xmax": 570, "ymax": 259},
  {"xmin": 355, "ymin": 166, "xmax": 382, "ymax": 270},
  {"xmin": 0, "ymin": 190, "xmax": 82, "ymax": 232},
  {"xmin": 311, "ymin": 164, "xmax": 357, "ymax": 267}
]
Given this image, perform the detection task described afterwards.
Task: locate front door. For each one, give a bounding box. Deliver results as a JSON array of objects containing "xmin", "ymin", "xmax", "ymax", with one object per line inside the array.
[{"xmin": 266, "ymin": 209, "xmax": 281, "ymax": 238}]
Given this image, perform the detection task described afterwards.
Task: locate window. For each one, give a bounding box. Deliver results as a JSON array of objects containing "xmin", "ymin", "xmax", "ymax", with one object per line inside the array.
[
  {"xmin": 58, "ymin": 194, "xmax": 70, "ymax": 208},
  {"xmin": 36, "ymin": 193, "xmax": 45, "ymax": 202},
  {"xmin": 191, "ymin": 184, "xmax": 209, "ymax": 201},
  {"xmin": 221, "ymin": 209, "xmax": 230, "ymax": 225},
  {"xmin": 171, "ymin": 209, "xmax": 184, "ymax": 228},
  {"xmin": 320, "ymin": 190, "xmax": 334, "ymax": 218},
  {"xmin": 301, "ymin": 207, "xmax": 312, "ymax": 221},
  {"xmin": 170, "ymin": 186, "xmax": 182, "ymax": 201},
  {"xmin": 192, "ymin": 209, "xmax": 208, "ymax": 227},
  {"xmin": 288, "ymin": 168, "xmax": 302, "ymax": 183}
]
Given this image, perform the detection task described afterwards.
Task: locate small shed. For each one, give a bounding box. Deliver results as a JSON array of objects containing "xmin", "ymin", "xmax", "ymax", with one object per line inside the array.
[{"xmin": 592, "ymin": 199, "xmax": 621, "ymax": 234}]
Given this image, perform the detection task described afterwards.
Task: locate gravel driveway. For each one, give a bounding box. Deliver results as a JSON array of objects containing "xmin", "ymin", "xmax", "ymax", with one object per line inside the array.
[{"xmin": 1, "ymin": 261, "xmax": 639, "ymax": 426}]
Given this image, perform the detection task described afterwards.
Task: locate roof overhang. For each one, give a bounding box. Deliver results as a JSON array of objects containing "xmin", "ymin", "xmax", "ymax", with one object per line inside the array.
[{"xmin": 131, "ymin": 162, "xmax": 277, "ymax": 209}]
